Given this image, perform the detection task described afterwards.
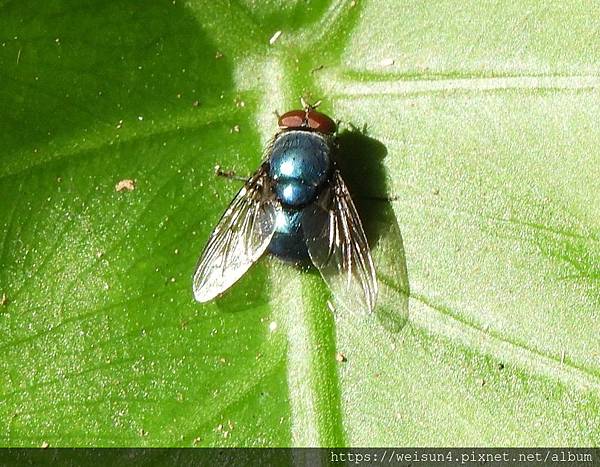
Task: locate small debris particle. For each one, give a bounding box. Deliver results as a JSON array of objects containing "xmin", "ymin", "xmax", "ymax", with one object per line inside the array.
[
  {"xmin": 193, "ymin": 437, "xmax": 201, "ymax": 446},
  {"xmin": 335, "ymin": 352, "xmax": 347, "ymax": 363},
  {"xmin": 137, "ymin": 115, "xmax": 143, "ymax": 121},
  {"xmin": 560, "ymin": 350, "xmax": 565, "ymax": 365},
  {"xmin": 176, "ymin": 93, "xmax": 182, "ymax": 99},
  {"xmin": 223, "ymin": 431, "xmax": 230, "ymax": 438},
  {"xmin": 380, "ymin": 58, "xmax": 395, "ymax": 67},
  {"xmin": 269, "ymin": 321, "xmax": 277, "ymax": 332},
  {"xmin": 230, "ymin": 124, "xmax": 240, "ymax": 133},
  {"xmin": 115, "ymin": 179, "xmax": 135, "ymax": 192},
  {"xmin": 0, "ymin": 293, "xmax": 7, "ymax": 306},
  {"xmin": 170, "ymin": 277, "xmax": 176, "ymax": 283},
  {"xmin": 215, "ymin": 51, "xmax": 223, "ymax": 59},
  {"xmin": 116, "ymin": 119, "xmax": 123, "ymax": 129},
  {"xmin": 96, "ymin": 251, "xmax": 104, "ymax": 258},
  {"xmin": 192, "ymin": 100, "xmax": 200, "ymax": 107},
  {"xmin": 217, "ymin": 424, "xmax": 223, "ymax": 431},
  {"xmin": 55, "ymin": 38, "xmax": 60, "ymax": 43},
  {"xmin": 41, "ymin": 441, "xmax": 49, "ymax": 448},
  {"xmin": 235, "ymin": 98, "xmax": 245, "ymax": 108},
  {"xmin": 432, "ymin": 187, "xmax": 440, "ymax": 195},
  {"xmin": 478, "ymin": 378, "xmax": 486, "ymax": 387},
  {"xmin": 310, "ymin": 64, "xmax": 324, "ymax": 74},
  {"xmin": 16, "ymin": 48, "xmax": 21, "ymax": 64},
  {"xmin": 56, "ymin": 176, "xmax": 62, "ymax": 183},
  {"xmin": 269, "ymin": 30, "xmax": 282, "ymax": 45},
  {"xmin": 327, "ymin": 300, "xmax": 336, "ymax": 313},
  {"xmin": 174, "ymin": 248, "xmax": 179, "ymax": 255},
  {"xmin": 497, "ymin": 362, "xmax": 505, "ymax": 370},
  {"xmin": 219, "ymin": 357, "xmax": 226, "ymax": 364},
  {"xmin": 139, "ymin": 429, "xmax": 148, "ymax": 437}
]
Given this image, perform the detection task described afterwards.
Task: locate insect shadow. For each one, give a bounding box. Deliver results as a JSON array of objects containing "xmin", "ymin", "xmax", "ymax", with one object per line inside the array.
[{"xmin": 335, "ymin": 129, "xmax": 410, "ymax": 333}]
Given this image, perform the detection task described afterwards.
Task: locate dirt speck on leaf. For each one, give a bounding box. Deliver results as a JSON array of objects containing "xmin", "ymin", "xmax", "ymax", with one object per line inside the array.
[
  {"xmin": 269, "ymin": 30, "xmax": 282, "ymax": 45},
  {"xmin": 335, "ymin": 352, "xmax": 347, "ymax": 363},
  {"xmin": 115, "ymin": 179, "xmax": 135, "ymax": 192}
]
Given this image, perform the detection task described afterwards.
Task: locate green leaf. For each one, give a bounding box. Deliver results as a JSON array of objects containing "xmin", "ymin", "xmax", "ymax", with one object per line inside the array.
[{"xmin": 1, "ymin": 0, "xmax": 599, "ymax": 447}]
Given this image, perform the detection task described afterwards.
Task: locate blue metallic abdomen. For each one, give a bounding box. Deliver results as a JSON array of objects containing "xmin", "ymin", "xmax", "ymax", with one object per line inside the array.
[
  {"xmin": 268, "ymin": 208, "xmax": 310, "ymax": 263},
  {"xmin": 267, "ymin": 130, "xmax": 332, "ymax": 263},
  {"xmin": 268, "ymin": 130, "xmax": 331, "ymax": 207}
]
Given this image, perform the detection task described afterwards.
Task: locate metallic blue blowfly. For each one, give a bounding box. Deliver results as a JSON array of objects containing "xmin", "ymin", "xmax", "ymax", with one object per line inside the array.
[{"xmin": 192, "ymin": 100, "xmax": 377, "ymax": 313}]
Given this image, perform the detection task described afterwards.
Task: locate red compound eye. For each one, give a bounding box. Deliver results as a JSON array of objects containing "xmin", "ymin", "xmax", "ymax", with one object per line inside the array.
[
  {"xmin": 278, "ymin": 110, "xmax": 306, "ymax": 129},
  {"xmin": 278, "ymin": 109, "xmax": 337, "ymax": 134},
  {"xmin": 305, "ymin": 110, "xmax": 336, "ymax": 134}
]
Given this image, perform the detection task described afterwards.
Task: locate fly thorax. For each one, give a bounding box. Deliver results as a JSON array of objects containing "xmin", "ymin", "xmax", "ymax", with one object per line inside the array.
[{"xmin": 268, "ymin": 130, "xmax": 331, "ymax": 207}]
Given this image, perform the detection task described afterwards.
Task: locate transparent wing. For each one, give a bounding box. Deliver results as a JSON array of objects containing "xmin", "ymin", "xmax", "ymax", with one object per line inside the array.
[
  {"xmin": 302, "ymin": 170, "xmax": 378, "ymax": 313},
  {"xmin": 193, "ymin": 164, "xmax": 279, "ymax": 302}
]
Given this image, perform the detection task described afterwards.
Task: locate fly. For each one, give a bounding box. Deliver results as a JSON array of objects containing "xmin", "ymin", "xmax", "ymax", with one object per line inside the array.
[{"xmin": 192, "ymin": 100, "xmax": 377, "ymax": 313}]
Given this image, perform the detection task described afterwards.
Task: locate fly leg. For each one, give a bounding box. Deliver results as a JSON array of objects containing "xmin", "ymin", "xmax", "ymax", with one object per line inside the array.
[
  {"xmin": 214, "ymin": 165, "xmax": 248, "ymax": 182},
  {"xmin": 359, "ymin": 194, "xmax": 399, "ymax": 202}
]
